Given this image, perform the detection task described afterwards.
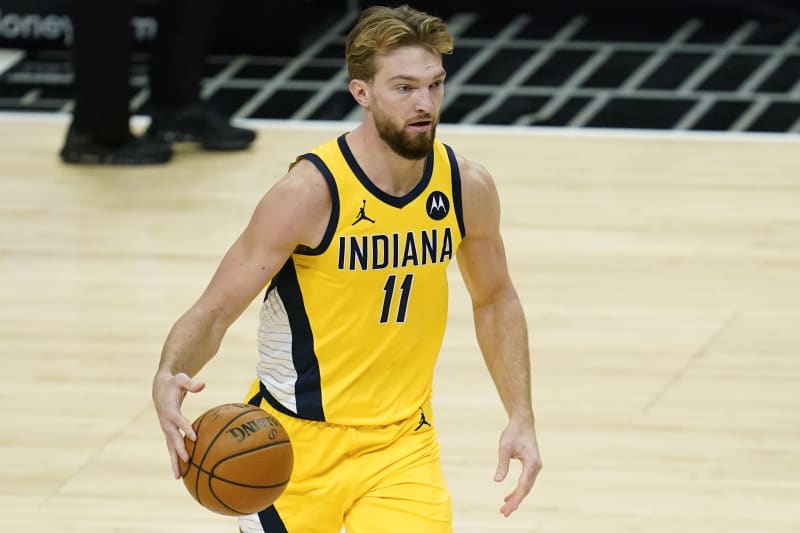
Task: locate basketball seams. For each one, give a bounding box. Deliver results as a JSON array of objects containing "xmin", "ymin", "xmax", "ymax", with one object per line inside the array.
[
  {"xmin": 212, "ymin": 477, "xmax": 289, "ymax": 490},
  {"xmin": 180, "ymin": 408, "xmax": 207, "ymax": 478},
  {"xmin": 189, "ymin": 440, "xmax": 291, "ymax": 481},
  {"xmin": 194, "ymin": 404, "xmax": 270, "ymax": 511},
  {"xmin": 195, "ymin": 405, "xmax": 263, "ymax": 471},
  {"xmin": 185, "ymin": 408, "xmax": 210, "ymax": 494},
  {"xmin": 181, "ymin": 403, "xmax": 293, "ymax": 516},
  {"xmin": 209, "ymin": 440, "xmax": 292, "ymax": 486},
  {"xmin": 208, "ymin": 481, "xmax": 288, "ymax": 516}
]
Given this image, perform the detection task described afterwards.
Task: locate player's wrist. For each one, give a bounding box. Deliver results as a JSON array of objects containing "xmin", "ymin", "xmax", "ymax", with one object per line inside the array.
[{"xmin": 507, "ymin": 408, "xmax": 535, "ymax": 427}]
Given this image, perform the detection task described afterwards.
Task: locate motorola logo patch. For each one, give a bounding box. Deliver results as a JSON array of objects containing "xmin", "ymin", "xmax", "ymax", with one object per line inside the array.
[{"xmin": 426, "ymin": 191, "xmax": 450, "ymax": 220}]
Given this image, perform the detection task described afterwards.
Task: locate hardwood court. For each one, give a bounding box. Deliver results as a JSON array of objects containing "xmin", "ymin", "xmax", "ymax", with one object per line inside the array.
[{"xmin": 0, "ymin": 116, "xmax": 798, "ymax": 532}]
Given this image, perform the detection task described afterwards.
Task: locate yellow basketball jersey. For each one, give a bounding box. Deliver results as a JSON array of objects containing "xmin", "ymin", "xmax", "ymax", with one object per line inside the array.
[{"xmin": 253, "ymin": 134, "xmax": 464, "ymax": 426}]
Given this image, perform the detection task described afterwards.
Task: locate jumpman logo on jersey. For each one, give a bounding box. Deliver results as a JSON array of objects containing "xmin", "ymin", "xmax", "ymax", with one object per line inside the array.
[
  {"xmin": 415, "ymin": 407, "xmax": 432, "ymax": 431},
  {"xmin": 351, "ymin": 200, "xmax": 376, "ymax": 225}
]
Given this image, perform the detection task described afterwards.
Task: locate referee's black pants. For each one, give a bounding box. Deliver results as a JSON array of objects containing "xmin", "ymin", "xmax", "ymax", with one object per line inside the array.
[{"xmin": 68, "ymin": 0, "xmax": 221, "ymax": 143}]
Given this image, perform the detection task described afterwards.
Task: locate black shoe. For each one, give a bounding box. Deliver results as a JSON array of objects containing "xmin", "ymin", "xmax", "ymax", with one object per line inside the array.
[
  {"xmin": 60, "ymin": 128, "xmax": 173, "ymax": 165},
  {"xmin": 147, "ymin": 104, "xmax": 256, "ymax": 151}
]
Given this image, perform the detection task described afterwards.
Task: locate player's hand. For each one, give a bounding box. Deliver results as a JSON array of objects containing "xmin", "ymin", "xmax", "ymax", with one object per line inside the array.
[
  {"xmin": 494, "ymin": 418, "xmax": 542, "ymax": 516},
  {"xmin": 152, "ymin": 371, "xmax": 206, "ymax": 479}
]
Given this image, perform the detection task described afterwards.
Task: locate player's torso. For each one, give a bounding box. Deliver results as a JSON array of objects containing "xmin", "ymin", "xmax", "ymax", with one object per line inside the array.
[{"xmin": 257, "ymin": 134, "xmax": 465, "ymax": 425}]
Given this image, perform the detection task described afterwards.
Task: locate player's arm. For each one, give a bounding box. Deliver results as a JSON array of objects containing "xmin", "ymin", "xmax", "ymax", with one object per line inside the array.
[
  {"xmin": 152, "ymin": 159, "xmax": 331, "ymax": 478},
  {"xmin": 455, "ymin": 156, "xmax": 543, "ymax": 516}
]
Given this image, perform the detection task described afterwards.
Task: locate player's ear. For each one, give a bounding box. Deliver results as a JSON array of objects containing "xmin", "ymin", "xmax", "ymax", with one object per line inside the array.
[{"xmin": 349, "ymin": 79, "xmax": 370, "ymax": 109}]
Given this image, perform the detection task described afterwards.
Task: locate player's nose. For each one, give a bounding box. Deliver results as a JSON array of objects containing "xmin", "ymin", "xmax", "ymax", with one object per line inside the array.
[{"xmin": 414, "ymin": 89, "xmax": 435, "ymax": 114}]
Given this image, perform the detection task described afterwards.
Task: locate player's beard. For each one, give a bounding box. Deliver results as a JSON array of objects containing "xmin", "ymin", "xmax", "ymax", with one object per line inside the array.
[{"xmin": 373, "ymin": 107, "xmax": 436, "ymax": 160}]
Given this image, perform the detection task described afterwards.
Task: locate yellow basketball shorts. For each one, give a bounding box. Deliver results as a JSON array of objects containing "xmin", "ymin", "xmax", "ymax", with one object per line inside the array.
[{"xmin": 238, "ymin": 379, "xmax": 452, "ymax": 533}]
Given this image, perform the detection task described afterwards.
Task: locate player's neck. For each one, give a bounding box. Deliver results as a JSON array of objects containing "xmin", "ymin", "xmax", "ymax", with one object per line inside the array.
[{"xmin": 346, "ymin": 125, "xmax": 427, "ymax": 197}]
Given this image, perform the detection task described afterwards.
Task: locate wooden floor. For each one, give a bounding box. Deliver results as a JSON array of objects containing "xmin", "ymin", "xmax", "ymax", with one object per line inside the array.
[{"xmin": 1, "ymin": 116, "xmax": 799, "ymax": 532}]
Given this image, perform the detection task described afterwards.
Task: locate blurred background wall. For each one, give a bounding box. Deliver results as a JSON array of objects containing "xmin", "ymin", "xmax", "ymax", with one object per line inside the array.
[
  {"xmin": 1, "ymin": 1, "xmax": 798, "ymax": 53},
  {"xmin": 1, "ymin": 0, "xmax": 798, "ymax": 131}
]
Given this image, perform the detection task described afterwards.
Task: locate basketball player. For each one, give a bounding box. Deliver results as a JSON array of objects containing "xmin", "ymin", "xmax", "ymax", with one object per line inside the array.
[{"xmin": 153, "ymin": 5, "xmax": 542, "ymax": 531}]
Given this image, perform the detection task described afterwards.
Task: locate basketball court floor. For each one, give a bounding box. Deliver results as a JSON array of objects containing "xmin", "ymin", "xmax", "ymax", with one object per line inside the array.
[
  {"xmin": 1, "ymin": 4, "xmax": 799, "ymax": 533},
  {"xmin": 1, "ymin": 118, "xmax": 798, "ymax": 532}
]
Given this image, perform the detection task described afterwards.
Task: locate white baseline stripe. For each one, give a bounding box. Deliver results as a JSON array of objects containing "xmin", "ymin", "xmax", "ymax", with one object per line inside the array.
[{"xmin": 1, "ymin": 111, "xmax": 798, "ymax": 143}]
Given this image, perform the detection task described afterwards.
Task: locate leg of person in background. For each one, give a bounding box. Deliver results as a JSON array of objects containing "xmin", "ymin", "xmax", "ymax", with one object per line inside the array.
[
  {"xmin": 146, "ymin": 0, "xmax": 256, "ymax": 151},
  {"xmin": 60, "ymin": 0, "xmax": 172, "ymax": 165}
]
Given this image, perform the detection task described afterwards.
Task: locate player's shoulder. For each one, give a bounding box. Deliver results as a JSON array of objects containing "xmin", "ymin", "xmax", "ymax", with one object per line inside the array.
[
  {"xmin": 277, "ymin": 155, "xmax": 332, "ymax": 199},
  {"xmin": 451, "ymin": 151, "xmax": 496, "ymax": 198},
  {"xmin": 446, "ymin": 149, "xmax": 500, "ymax": 234},
  {"xmin": 288, "ymin": 155, "xmax": 326, "ymax": 182}
]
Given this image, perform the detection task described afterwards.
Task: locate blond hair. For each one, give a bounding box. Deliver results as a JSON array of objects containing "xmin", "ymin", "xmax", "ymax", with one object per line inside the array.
[{"xmin": 345, "ymin": 5, "xmax": 454, "ymax": 81}]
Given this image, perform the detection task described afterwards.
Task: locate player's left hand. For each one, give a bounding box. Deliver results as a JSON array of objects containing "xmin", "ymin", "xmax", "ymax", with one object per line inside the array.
[{"xmin": 494, "ymin": 418, "xmax": 542, "ymax": 516}]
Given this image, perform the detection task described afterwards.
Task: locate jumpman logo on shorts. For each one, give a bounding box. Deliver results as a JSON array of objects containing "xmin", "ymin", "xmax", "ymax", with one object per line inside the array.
[
  {"xmin": 351, "ymin": 200, "xmax": 376, "ymax": 225},
  {"xmin": 415, "ymin": 407, "xmax": 432, "ymax": 431}
]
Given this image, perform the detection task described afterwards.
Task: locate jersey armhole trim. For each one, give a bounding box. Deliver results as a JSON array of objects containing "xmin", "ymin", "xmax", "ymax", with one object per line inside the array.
[
  {"xmin": 444, "ymin": 144, "xmax": 466, "ymax": 239},
  {"xmin": 295, "ymin": 153, "xmax": 340, "ymax": 255}
]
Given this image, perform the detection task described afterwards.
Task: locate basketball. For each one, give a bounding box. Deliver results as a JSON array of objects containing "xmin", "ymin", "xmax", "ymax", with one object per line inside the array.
[{"xmin": 178, "ymin": 403, "xmax": 293, "ymax": 516}]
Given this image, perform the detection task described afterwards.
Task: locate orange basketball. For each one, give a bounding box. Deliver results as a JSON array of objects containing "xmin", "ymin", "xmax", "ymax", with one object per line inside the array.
[{"xmin": 178, "ymin": 403, "xmax": 293, "ymax": 516}]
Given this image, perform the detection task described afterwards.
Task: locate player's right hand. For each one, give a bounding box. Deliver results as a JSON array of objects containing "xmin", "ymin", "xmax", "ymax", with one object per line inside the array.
[{"xmin": 152, "ymin": 371, "xmax": 206, "ymax": 479}]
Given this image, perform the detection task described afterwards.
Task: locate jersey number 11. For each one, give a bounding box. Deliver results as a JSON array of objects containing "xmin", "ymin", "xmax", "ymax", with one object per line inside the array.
[{"xmin": 380, "ymin": 273, "xmax": 414, "ymax": 323}]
